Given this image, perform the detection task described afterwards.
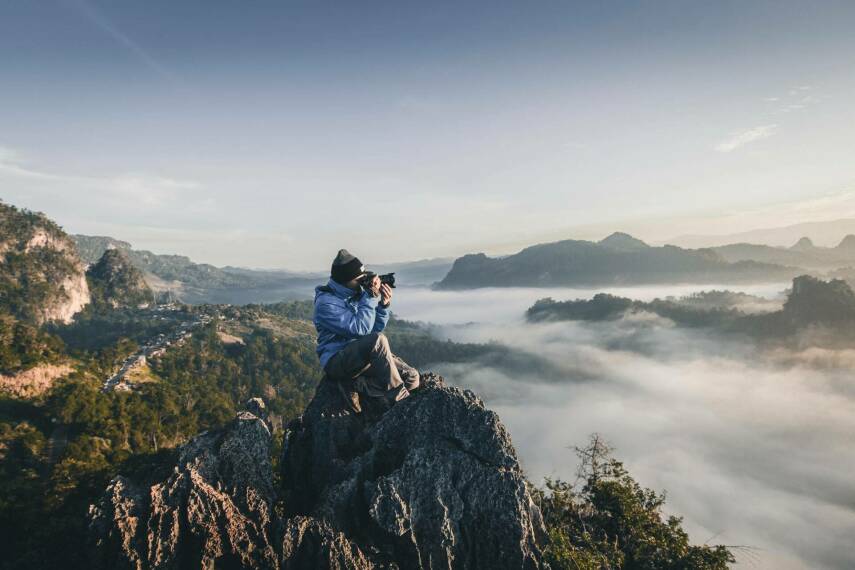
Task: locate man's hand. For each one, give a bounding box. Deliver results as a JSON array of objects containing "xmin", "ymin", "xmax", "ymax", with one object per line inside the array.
[
  {"xmin": 367, "ymin": 275, "xmax": 381, "ymax": 297},
  {"xmin": 380, "ymin": 283, "xmax": 393, "ymax": 306}
]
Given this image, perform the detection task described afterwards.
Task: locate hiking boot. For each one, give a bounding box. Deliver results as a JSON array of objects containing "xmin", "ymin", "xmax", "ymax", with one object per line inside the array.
[{"xmin": 335, "ymin": 379, "xmax": 361, "ymax": 414}]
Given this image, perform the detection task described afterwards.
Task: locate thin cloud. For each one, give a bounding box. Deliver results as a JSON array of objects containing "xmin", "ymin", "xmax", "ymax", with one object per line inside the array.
[
  {"xmin": 714, "ymin": 125, "xmax": 777, "ymax": 153},
  {"xmin": 0, "ymin": 145, "xmax": 201, "ymax": 209},
  {"xmin": 64, "ymin": 0, "xmax": 179, "ymax": 84}
]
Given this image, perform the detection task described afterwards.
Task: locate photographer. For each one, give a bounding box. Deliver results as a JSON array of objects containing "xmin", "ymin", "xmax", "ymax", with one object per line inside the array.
[{"xmin": 313, "ymin": 249, "xmax": 420, "ymax": 413}]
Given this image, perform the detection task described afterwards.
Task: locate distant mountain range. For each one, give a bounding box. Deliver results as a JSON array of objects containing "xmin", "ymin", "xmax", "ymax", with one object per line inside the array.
[
  {"xmin": 71, "ymin": 225, "xmax": 855, "ymax": 296},
  {"xmin": 73, "ymin": 234, "xmax": 453, "ymax": 304},
  {"xmin": 668, "ymin": 218, "xmax": 855, "ymax": 249},
  {"xmin": 710, "ymin": 235, "xmax": 855, "ymax": 270},
  {"xmin": 436, "ymin": 232, "xmax": 801, "ymax": 289}
]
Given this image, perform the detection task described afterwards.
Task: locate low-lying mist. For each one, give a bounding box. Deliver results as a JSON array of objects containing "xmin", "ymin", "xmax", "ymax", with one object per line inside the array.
[{"xmin": 392, "ymin": 284, "xmax": 855, "ymax": 570}]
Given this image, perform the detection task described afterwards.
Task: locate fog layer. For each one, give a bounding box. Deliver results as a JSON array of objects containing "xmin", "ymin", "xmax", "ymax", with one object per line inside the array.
[{"xmin": 393, "ymin": 284, "xmax": 855, "ymax": 570}]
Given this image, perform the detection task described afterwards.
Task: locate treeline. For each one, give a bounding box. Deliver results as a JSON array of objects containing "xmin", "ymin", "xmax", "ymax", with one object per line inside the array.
[
  {"xmin": 0, "ymin": 314, "xmax": 65, "ymax": 375},
  {"xmin": 527, "ymin": 276, "xmax": 855, "ymax": 346}
]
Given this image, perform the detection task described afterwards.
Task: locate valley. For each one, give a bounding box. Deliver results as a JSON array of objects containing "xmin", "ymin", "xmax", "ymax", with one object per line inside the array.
[{"xmin": 3, "ymin": 200, "xmax": 855, "ymax": 568}]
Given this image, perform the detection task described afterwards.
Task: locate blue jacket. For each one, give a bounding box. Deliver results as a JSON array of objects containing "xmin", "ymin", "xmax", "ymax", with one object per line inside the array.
[{"xmin": 313, "ymin": 278, "xmax": 390, "ymax": 369}]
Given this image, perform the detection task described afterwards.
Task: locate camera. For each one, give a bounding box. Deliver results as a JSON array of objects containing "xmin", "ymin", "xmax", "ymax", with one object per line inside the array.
[{"xmin": 360, "ymin": 271, "xmax": 396, "ymax": 291}]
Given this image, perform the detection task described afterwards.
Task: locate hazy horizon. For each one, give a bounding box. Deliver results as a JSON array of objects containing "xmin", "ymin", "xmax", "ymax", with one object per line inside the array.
[{"xmin": 3, "ymin": 1, "xmax": 855, "ymax": 269}]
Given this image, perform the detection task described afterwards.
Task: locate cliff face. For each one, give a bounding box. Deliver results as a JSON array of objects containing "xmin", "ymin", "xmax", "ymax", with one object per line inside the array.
[
  {"xmin": 89, "ymin": 377, "xmax": 546, "ymax": 569},
  {"xmin": 0, "ymin": 202, "xmax": 90, "ymax": 324}
]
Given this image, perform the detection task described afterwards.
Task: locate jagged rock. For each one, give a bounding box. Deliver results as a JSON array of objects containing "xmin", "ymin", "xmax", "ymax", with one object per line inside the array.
[
  {"xmin": 280, "ymin": 516, "xmax": 373, "ymax": 569},
  {"xmin": 91, "ymin": 379, "xmax": 546, "ymax": 569},
  {"xmin": 88, "ymin": 402, "xmax": 278, "ymax": 569},
  {"xmin": 281, "ymin": 373, "xmax": 545, "ymax": 569}
]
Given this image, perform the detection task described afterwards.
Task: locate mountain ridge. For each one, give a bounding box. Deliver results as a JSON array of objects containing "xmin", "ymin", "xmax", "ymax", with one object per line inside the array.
[
  {"xmin": 436, "ymin": 234, "xmax": 799, "ymax": 290},
  {"xmin": 668, "ymin": 217, "xmax": 855, "ymax": 249}
]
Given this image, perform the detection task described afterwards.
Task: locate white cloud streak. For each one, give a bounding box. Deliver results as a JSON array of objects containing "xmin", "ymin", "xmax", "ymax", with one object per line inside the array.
[
  {"xmin": 0, "ymin": 146, "xmax": 200, "ymax": 208},
  {"xmin": 64, "ymin": 0, "xmax": 179, "ymax": 83},
  {"xmin": 715, "ymin": 125, "xmax": 778, "ymax": 153}
]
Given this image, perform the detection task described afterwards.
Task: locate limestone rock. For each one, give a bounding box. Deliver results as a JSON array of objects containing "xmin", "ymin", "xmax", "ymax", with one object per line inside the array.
[
  {"xmin": 280, "ymin": 516, "xmax": 373, "ymax": 569},
  {"xmin": 281, "ymin": 373, "xmax": 545, "ymax": 569},
  {"xmin": 0, "ymin": 203, "xmax": 91, "ymax": 324},
  {"xmin": 88, "ymin": 403, "xmax": 278, "ymax": 569},
  {"xmin": 90, "ymin": 377, "xmax": 547, "ymax": 569}
]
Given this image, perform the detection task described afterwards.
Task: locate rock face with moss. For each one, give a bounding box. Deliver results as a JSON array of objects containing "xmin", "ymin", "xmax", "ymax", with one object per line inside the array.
[
  {"xmin": 0, "ymin": 201, "xmax": 90, "ymax": 324},
  {"xmin": 89, "ymin": 378, "xmax": 546, "ymax": 569},
  {"xmin": 87, "ymin": 248, "xmax": 155, "ymax": 309}
]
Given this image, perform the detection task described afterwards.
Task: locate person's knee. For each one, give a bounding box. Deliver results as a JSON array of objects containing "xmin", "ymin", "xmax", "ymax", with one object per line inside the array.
[
  {"xmin": 361, "ymin": 332, "xmax": 390, "ymax": 357},
  {"xmin": 373, "ymin": 332, "xmax": 390, "ymax": 350}
]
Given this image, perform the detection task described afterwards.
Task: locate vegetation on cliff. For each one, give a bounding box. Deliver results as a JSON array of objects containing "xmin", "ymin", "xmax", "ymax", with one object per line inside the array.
[{"xmin": 536, "ymin": 436, "xmax": 734, "ymax": 569}]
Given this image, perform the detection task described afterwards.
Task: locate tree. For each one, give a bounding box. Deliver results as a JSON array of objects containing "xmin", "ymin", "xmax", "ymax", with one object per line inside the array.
[{"xmin": 536, "ymin": 434, "xmax": 734, "ymax": 570}]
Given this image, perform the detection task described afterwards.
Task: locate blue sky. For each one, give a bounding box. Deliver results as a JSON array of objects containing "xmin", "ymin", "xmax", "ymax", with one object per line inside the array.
[{"xmin": 2, "ymin": 0, "xmax": 854, "ymax": 269}]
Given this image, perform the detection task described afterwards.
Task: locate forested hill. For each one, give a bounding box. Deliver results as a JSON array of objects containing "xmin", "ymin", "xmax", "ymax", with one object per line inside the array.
[
  {"xmin": 526, "ymin": 275, "xmax": 855, "ymax": 346},
  {"xmin": 436, "ymin": 232, "xmax": 800, "ymax": 289},
  {"xmin": 86, "ymin": 248, "xmax": 155, "ymax": 309}
]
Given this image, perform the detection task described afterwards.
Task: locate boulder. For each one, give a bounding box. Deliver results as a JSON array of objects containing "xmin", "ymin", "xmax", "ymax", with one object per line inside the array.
[
  {"xmin": 88, "ymin": 404, "xmax": 278, "ymax": 569},
  {"xmin": 281, "ymin": 373, "xmax": 545, "ymax": 569}
]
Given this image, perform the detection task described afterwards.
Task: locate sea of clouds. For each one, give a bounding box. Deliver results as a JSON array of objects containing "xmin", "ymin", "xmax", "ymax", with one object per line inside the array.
[{"xmin": 392, "ymin": 283, "xmax": 855, "ymax": 570}]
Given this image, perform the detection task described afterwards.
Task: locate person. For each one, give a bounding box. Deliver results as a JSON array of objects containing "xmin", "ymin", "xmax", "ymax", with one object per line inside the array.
[{"xmin": 313, "ymin": 249, "xmax": 420, "ymax": 413}]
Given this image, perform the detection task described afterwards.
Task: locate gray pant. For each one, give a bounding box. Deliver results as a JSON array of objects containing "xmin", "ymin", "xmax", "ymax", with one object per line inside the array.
[{"xmin": 324, "ymin": 333, "xmax": 420, "ymax": 402}]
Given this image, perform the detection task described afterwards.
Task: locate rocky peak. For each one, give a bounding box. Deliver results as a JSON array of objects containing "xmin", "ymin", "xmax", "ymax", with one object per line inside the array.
[
  {"xmin": 790, "ymin": 236, "xmax": 815, "ymax": 251},
  {"xmin": 598, "ymin": 231, "xmax": 649, "ymax": 251},
  {"xmin": 281, "ymin": 373, "xmax": 544, "ymax": 569},
  {"xmin": 835, "ymin": 234, "xmax": 855, "ymax": 251},
  {"xmin": 87, "ymin": 248, "xmax": 154, "ymax": 309},
  {"xmin": 89, "ymin": 376, "xmax": 546, "ymax": 569}
]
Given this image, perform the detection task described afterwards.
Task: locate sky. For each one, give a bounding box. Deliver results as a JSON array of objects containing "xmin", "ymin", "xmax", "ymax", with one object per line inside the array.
[{"xmin": 2, "ymin": 0, "xmax": 855, "ymax": 269}]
